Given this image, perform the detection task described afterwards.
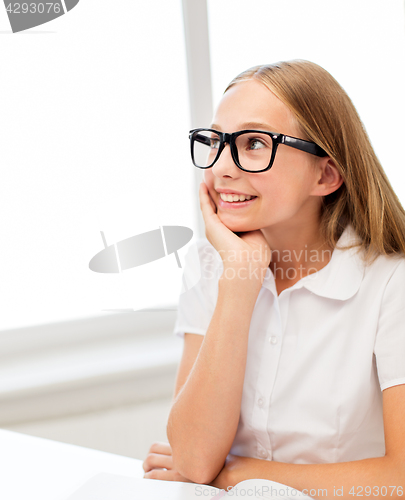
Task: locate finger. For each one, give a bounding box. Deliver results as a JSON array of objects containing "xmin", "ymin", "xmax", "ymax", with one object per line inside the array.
[
  {"xmin": 143, "ymin": 469, "xmax": 174, "ymax": 481},
  {"xmin": 143, "ymin": 453, "xmax": 174, "ymax": 473},
  {"xmin": 148, "ymin": 442, "xmax": 172, "ymax": 455},
  {"xmin": 199, "ymin": 182, "xmax": 217, "ymax": 221},
  {"xmin": 143, "ymin": 469, "xmax": 191, "ymax": 483},
  {"xmin": 199, "ymin": 183, "xmax": 222, "ymax": 241},
  {"xmin": 205, "ymin": 184, "xmax": 217, "ymax": 213}
]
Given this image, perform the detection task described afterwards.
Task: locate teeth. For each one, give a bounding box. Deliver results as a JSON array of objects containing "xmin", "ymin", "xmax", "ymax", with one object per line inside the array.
[{"xmin": 220, "ymin": 193, "xmax": 254, "ymax": 202}]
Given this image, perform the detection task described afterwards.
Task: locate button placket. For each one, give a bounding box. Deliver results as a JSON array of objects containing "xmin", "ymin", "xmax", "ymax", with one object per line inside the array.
[
  {"xmin": 266, "ymin": 292, "xmax": 291, "ymax": 461},
  {"xmin": 251, "ymin": 295, "xmax": 283, "ymax": 462}
]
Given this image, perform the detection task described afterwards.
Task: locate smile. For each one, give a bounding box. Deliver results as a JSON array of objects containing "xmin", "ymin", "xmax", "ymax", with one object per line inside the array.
[
  {"xmin": 217, "ymin": 193, "xmax": 258, "ymax": 209},
  {"xmin": 219, "ymin": 193, "xmax": 257, "ymax": 202}
]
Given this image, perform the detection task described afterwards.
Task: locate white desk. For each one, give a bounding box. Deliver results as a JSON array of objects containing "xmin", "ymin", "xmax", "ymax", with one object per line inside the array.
[
  {"xmin": 0, "ymin": 428, "xmax": 145, "ymax": 500},
  {"xmin": 0, "ymin": 429, "xmax": 304, "ymax": 500}
]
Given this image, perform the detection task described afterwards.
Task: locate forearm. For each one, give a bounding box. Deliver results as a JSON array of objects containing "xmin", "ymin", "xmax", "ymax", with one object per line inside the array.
[
  {"xmin": 212, "ymin": 454, "xmax": 404, "ymax": 499},
  {"xmin": 167, "ymin": 272, "xmax": 262, "ymax": 484}
]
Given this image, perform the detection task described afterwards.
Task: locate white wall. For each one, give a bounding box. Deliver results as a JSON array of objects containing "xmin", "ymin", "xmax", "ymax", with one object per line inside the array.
[
  {"xmin": 5, "ymin": 397, "xmax": 173, "ymax": 461},
  {"xmin": 0, "ymin": 311, "xmax": 181, "ymax": 460},
  {"xmin": 207, "ymin": 0, "xmax": 405, "ymax": 204}
]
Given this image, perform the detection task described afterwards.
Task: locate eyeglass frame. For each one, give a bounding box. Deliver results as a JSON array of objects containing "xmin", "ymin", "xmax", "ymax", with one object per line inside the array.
[{"xmin": 189, "ymin": 128, "xmax": 328, "ymax": 173}]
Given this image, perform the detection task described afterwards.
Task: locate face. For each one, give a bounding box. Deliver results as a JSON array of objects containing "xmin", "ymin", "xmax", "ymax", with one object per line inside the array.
[{"xmin": 203, "ymin": 79, "xmax": 324, "ymax": 235}]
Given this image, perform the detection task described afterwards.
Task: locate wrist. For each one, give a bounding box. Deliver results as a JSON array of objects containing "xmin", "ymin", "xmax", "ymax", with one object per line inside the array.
[
  {"xmin": 220, "ymin": 262, "xmax": 267, "ymax": 286},
  {"xmin": 217, "ymin": 269, "xmax": 264, "ymax": 310}
]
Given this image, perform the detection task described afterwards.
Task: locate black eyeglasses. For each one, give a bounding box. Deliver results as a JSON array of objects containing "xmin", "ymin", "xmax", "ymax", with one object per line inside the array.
[{"xmin": 189, "ymin": 128, "xmax": 327, "ymax": 173}]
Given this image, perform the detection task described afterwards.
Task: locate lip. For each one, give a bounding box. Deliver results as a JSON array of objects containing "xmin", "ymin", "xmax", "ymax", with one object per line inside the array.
[{"xmin": 215, "ymin": 188, "xmax": 256, "ymax": 196}]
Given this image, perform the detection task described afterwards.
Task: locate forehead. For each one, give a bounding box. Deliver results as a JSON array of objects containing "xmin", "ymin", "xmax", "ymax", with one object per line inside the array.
[{"xmin": 212, "ymin": 79, "xmax": 300, "ymax": 135}]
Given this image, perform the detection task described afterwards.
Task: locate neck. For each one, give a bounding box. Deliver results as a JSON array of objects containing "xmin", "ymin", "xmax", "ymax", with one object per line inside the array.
[{"xmin": 261, "ymin": 221, "xmax": 333, "ymax": 282}]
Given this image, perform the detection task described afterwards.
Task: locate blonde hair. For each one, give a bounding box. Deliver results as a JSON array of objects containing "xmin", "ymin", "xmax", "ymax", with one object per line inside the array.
[{"xmin": 225, "ymin": 60, "xmax": 405, "ymax": 263}]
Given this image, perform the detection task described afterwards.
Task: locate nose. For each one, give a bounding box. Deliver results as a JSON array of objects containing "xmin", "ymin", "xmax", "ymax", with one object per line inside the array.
[{"xmin": 211, "ymin": 142, "xmax": 241, "ymax": 178}]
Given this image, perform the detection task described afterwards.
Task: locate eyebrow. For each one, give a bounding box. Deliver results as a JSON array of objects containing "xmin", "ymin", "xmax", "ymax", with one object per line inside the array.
[{"xmin": 210, "ymin": 122, "xmax": 280, "ymax": 133}]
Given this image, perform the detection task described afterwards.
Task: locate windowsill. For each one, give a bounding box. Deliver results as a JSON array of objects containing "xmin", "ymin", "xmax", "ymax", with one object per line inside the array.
[{"xmin": 0, "ymin": 309, "xmax": 182, "ymax": 426}]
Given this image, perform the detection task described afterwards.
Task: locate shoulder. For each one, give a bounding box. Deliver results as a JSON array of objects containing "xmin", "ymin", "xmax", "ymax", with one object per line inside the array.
[
  {"xmin": 373, "ymin": 253, "xmax": 405, "ymax": 304},
  {"xmin": 181, "ymin": 237, "xmax": 223, "ymax": 297},
  {"xmin": 193, "ymin": 237, "xmax": 221, "ymax": 259},
  {"xmin": 338, "ymin": 224, "xmax": 405, "ymax": 291},
  {"xmin": 186, "ymin": 237, "xmax": 223, "ymax": 277},
  {"xmin": 310, "ymin": 224, "xmax": 405, "ymax": 301},
  {"xmin": 362, "ymin": 251, "xmax": 405, "ymax": 288},
  {"xmin": 350, "ymin": 250, "xmax": 405, "ymax": 309}
]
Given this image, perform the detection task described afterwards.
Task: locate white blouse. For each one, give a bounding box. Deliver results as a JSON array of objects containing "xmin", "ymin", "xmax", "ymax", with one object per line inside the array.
[{"xmin": 173, "ymin": 225, "xmax": 405, "ymax": 464}]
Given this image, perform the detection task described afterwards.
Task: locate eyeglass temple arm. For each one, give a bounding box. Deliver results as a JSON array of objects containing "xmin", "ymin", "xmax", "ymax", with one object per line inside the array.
[
  {"xmin": 282, "ymin": 135, "xmax": 327, "ymax": 157},
  {"xmin": 191, "ymin": 133, "xmax": 212, "ymax": 147}
]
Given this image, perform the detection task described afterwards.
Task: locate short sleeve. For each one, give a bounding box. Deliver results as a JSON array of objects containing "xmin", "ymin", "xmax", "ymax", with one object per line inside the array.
[
  {"xmin": 173, "ymin": 238, "xmax": 222, "ymax": 339},
  {"xmin": 374, "ymin": 258, "xmax": 405, "ymax": 391}
]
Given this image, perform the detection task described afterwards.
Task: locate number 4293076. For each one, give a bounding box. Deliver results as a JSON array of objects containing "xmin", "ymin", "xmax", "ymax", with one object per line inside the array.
[
  {"xmin": 349, "ymin": 486, "xmax": 403, "ymax": 496},
  {"xmin": 6, "ymin": 3, "xmax": 62, "ymax": 14}
]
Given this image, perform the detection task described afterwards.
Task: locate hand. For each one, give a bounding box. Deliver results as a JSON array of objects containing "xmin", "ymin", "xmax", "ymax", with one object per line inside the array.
[
  {"xmin": 142, "ymin": 441, "xmax": 193, "ymax": 482},
  {"xmin": 209, "ymin": 454, "xmax": 260, "ymax": 490},
  {"xmin": 199, "ymin": 182, "xmax": 271, "ymax": 275},
  {"xmin": 208, "ymin": 454, "xmax": 241, "ymax": 490}
]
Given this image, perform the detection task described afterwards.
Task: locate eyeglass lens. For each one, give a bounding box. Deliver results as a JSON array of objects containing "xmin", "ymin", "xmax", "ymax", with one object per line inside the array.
[{"xmin": 192, "ymin": 130, "xmax": 273, "ymax": 172}]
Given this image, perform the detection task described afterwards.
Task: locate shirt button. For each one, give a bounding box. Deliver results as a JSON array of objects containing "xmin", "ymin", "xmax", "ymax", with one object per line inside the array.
[
  {"xmin": 269, "ymin": 335, "xmax": 278, "ymax": 344},
  {"xmin": 257, "ymin": 397, "xmax": 264, "ymax": 407},
  {"xmin": 259, "ymin": 447, "xmax": 268, "ymax": 458}
]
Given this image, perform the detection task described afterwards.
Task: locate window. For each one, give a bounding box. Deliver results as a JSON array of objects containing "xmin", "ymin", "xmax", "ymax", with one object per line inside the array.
[{"xmin": 0, "ymin": 1, "xmax": 195, "ymax": 330}]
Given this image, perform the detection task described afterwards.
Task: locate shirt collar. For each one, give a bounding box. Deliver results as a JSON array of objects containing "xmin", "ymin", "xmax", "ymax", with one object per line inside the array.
[{"xmin": 262, "ymin": 224, "xmax": 365, "ymax": 301}]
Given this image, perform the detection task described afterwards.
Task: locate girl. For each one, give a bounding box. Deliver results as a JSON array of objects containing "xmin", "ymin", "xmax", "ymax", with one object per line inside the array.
[{"xmin": 142, "ymin": 60, "xmax": 405, "ymax": 497}]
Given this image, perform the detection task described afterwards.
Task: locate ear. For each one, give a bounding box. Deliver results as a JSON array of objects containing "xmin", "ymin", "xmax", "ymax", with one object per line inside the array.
[{"xmin": 311, "ymin": 157, "xmax": 344, "ymax": 197}]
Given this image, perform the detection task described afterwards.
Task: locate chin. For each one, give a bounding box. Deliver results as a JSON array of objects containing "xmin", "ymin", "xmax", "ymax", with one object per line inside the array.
[{"xmin": 217, "ymin": 213, "xmax": 259, "ymax": 233}]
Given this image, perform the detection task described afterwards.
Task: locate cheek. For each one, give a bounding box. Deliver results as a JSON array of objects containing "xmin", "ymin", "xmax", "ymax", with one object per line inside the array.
[
  {"xmin": 203, "ymin": 170, "xmax": 216, "ymax": 197},
  {"xmin": 203, "ymin": 170, "xmax": 214, "ymax": 188},
  {"xmin": 268, "ymin": 163, "xmax": 313, "ymax": 203},
  {"xmin": 256, "ymin": 176, "xmax": 307, "ymax": 220}
]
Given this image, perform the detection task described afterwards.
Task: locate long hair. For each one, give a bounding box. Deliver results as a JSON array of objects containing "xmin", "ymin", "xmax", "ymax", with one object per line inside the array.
[{"xmin": 225, "ymin": 60, "xmax": 405, "ymax": 263}]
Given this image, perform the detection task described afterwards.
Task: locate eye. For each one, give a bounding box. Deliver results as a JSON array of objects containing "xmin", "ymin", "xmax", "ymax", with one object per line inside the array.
[
  {"xmin": 248, "ymin": 138, "xmax": 266, "ymax": 150},
  {"xmin": 210, "ymin": 139, "xmax": 220, "ymax": 150}
]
